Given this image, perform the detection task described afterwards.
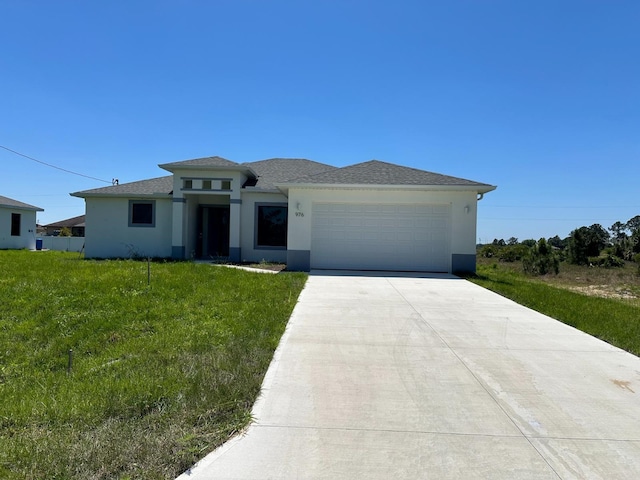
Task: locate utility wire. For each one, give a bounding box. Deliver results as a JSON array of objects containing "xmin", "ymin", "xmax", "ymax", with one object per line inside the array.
[{"xmin": 0, "ymin": 144, "xmax": 112, "ymax": 184}]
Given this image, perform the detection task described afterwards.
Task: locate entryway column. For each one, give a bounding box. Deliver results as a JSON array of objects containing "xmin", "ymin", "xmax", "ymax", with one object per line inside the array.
[
  {"xmin": 229, "ymin": 198, "xmax": 241, "ymax": 262},
  {"xmin": 171, "ymin": 197, "xmax": 186, "ymax": 259}
]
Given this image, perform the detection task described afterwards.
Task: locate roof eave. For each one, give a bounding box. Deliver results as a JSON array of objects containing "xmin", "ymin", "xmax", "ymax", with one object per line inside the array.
[
  {"xmin": 242, "ymin": 186, "xmax": 283, "ymax": 194},
  {"xmin": 70, "ymin": 192, "xmax": 173, "ymax": 199},
  {"xmin": 1, "ymin": 205, "xmax": 45, "ymax": 212},
  {"xmin": 276, "ymin": 183, "xmax": 497, "ymax": 194}
]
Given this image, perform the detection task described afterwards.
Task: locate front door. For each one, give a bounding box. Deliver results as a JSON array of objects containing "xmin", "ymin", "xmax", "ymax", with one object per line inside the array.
[{"xmin": 197, "ymin": 206, "xmax": 230, "ymax": 259}]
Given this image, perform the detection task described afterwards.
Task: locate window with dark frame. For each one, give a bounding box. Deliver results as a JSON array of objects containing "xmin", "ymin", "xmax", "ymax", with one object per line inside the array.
[
  {"xmin": 129, "ymin": 201, "xmax": 155, "ymax": 227},
  {"xmin": 256, "ymin": 205, "xmax": 287, "ymax": 248},
  {"xmin": 10, "ymin": 213, "xmax": 21, "ymax": 236}
]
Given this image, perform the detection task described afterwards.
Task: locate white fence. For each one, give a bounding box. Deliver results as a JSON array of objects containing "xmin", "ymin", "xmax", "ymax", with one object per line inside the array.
[{"xmin": 41, "ymin": 236, "xmax": 85, "ymax": 253}]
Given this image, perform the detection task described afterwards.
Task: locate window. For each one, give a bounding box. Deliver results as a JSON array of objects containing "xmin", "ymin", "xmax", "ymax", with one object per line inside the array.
[
  {"xmin": 256, "ymin": 204, "xmax": 287, "ymax": 248},
  {"xmin": 221, "ymin": 180, "xmax": 231, "ymax": 191},
  {"xmin": 202, "ymin": 180, "xmax": 212, "ymax": 190},
  {"xmin": 129, "ymin": 201, "xmax": 155, "ymax": 227},
  {"xmin": 10, "ymin": 213, "xmax": 21, "ymax": 236},
  {"xmin": 183, "ymin": 179, "xmax": 193, "ymax": 189}
]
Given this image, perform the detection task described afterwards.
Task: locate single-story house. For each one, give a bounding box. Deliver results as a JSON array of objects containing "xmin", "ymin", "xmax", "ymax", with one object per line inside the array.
[
  {"xmin": 0, "ymin": 195, "xmax": 44, "ymax": 250},
  {"xmin": 43, "ymin": 215, "xmax": 86, "ymax": 237},
  {"xmin": 71, "ymin": 157, "xmax": 496, "ymax": 273}
]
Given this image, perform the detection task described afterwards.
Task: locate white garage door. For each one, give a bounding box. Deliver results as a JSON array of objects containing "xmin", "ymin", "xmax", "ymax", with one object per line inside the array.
[{"xmin": 311, "ymin": 202, "xmax": 451, "ymax": 272}]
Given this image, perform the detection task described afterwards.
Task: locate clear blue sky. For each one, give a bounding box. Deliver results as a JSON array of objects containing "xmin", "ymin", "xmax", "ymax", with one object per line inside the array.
[{"xmin": 2, "ymin": 0, "xmax": 638, "ymax": 242}]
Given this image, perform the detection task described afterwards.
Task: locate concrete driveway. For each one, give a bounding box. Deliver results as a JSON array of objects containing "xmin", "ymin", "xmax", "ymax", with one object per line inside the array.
[{"xmin": 179, "ymin": 271, "xmax": 640, "ymax": 479}]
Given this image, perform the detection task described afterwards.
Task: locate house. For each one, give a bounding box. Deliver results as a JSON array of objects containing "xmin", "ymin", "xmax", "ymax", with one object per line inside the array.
[
  {"xmin": 0, "ymin": 195, "xmax": 44, "ymax": 250},
  {"xmin": 43, "ymin": 215, "xmax": 86, "ymax": 237},
  {"xmin": 71, "ymin": 157, "xmax": 496, "ymax": 273}
]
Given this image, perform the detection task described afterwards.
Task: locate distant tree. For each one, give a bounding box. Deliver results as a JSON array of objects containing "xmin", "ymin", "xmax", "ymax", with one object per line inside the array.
[
  {"xmin": 59, "ymin": 227, "xmax": 72, "ymax": 237},
  {"xmin": 521, "ymin": 239, "xmax": 537, "ymax": 248},
  {"xmin": 567, "ymin": 227, "xmax": 590, "ymax": 265},
  {"xmin": 632, "ymin": 229, "xmax": 640, "ymax": 254},
  {"xmin": 547, "ymin": 235, "xmax": 565, "ymax": 249},
  {"xmin": 523, "ymin": 238, "xmax": 560, "ymax": 275},
  {"xmin": 507, "ymin": 237, "xmax": 518, "ymax": 246},
  {"xmin": 492, "ymin": 238, "xmax": 506, "ymax": 247},
  {"xmin": 585, "ymin": 224, "xmax": 610, "ymax": 254},
  {"xmin": 609, "ymin": 221, "xmax": 628, "ymax": 242},
  {"xmin": 627, "ymin": 215, "xmax": 640, "ymax": 234},
  {"xmin": 567, "ymin": 224, "xmax": 609, "ymax": 264}
]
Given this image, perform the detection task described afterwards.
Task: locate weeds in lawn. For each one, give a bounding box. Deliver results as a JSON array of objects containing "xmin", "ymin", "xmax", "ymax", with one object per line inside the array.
[{"xmin": 0, "ymin": 251, "xmax": 306, "ymax": 479}]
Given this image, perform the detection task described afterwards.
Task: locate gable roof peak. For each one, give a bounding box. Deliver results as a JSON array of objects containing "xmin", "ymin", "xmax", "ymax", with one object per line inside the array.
[
  {"xmin": 159, "ymin": 155, "xmax": 242, "ymax": 171},
  {"xmin": 280, "ymin": 158, "xmax": 495, "ymax": 190}
]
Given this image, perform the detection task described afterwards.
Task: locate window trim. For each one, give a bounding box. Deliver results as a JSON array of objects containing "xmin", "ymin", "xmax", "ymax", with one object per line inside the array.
[
  {"xmin": 128, "ymin": 200, "xmax": 156, "ymax": 227},
  {"xmin": 254, "ymin": 202, "xmax": 288, "ymax": 250},
  {"xmin": 10, "ymin": 213, "xmax": 21, "ymax": 236}
]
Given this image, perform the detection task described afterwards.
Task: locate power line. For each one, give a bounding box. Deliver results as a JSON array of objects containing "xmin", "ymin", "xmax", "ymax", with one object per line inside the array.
[{"xmin": 0, "ymin": 145, "xmax": 112, "ymax": 184}]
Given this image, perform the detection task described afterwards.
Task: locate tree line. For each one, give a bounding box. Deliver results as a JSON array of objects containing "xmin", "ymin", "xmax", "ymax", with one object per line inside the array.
[{"xmin": 479, "ymin": 215, "xmax": 640, "ymax": 275}]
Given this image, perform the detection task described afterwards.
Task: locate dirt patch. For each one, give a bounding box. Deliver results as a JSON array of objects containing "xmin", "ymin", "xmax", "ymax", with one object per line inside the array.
[
  {"xmin": 564, "ymin": 284, "xmax": 638, "ymax": 300},
  {"xmin": 242, "ymin": 263, "xmax": 286, "ymax": 272}
]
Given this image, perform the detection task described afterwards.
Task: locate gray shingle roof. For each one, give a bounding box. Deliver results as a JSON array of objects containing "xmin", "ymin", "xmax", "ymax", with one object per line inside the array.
[
  {"xmin": 43, "ymin": 215, "xmax": 86, "ymax": 228},
  {"xmin": 159, "ymin": 156, "xmax": 240, "ymax": 170},
  {"xmin": 70, "ymin": 157, "xmax": 495, "ymax": 197},
  {"xmin": 71, "ymin": 176, "xmax": 173, "ymax": 197},
  {"xmin": 287, "ymin": 160, "xmax": 493, "ymax": 187},
  {"xmin": 0, "ymin": 195, "xmax": 44, "ymax": 211},
  {"xmin": 242, "ymin": 158, "xmax": 336, "ymax": 190}
]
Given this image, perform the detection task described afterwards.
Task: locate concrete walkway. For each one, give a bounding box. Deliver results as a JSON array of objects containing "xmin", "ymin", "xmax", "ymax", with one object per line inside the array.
[{"xmin": 179, "ymin": 271, "xmax": 640, "ymax": 479}]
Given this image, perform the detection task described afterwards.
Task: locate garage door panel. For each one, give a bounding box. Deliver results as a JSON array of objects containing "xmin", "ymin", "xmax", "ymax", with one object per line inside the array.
[{"xmin": 311, "ymin": 202, "xmax": 451, "ymax": 272}]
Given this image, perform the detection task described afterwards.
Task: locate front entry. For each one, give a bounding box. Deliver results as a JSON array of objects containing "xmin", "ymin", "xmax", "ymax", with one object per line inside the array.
[{"xmin": 197, "ymin": 206, "xmax": 230, "ymax": 258}]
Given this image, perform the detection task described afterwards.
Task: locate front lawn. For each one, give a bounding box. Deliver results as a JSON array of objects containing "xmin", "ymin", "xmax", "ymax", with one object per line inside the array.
[{"xmin": 0, "ymin": 251, "xmax": 306, "ymax": 479}]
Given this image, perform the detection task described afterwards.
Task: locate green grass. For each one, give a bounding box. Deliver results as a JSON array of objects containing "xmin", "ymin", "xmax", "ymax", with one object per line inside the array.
[
  {"xmin": 0, "ymin": 251, "xmax": 306, "ymax": 479},
  {"xmin": 467, "ymin": 263, "xmax": 640, "ymax": 356}
]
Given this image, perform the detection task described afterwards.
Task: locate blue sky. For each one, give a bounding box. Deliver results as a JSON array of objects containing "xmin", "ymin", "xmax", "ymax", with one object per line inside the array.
[{"xmin": 1, "ymin": 0, "xmax": 638, "ymax": 242}]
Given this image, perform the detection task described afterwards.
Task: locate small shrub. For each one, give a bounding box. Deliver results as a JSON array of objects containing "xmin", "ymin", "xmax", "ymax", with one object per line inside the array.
[
  {"xmin": 479, "ymin": 245, "xmax": 498, "ymax": 258},
  {"xmin": 498, "ymin": 244, "xmax": 530, "ymax": 262},
  {"xmin": 522, "ymin": 238, "xmax": 559, "ymax": 276},
  {"xmin": 588, "ymin": 254, "xmax": 625, "ymax": 268}
]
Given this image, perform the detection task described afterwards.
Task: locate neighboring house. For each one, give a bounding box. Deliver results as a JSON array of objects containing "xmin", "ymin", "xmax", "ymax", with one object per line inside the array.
[
  {"xmin": 0, "ymin": 195, "xmax": 44, "ymax": 250},
  {"xmin": 71, "ymin": 157, "xmax": 496, "ymax": 273},
  {"xmin": 43, "ymin": 215, "xmax": 86, "ymax": 237}
]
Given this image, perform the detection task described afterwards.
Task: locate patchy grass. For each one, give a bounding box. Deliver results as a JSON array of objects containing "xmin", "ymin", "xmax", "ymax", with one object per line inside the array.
[
  {"xmin": 476, "ymin": 257, "xmax": 640, "ymax": 304},
  {"xmin": 0, "ymin": 251, "xmax": 306, "ymax": 479},
  {"xmin": 468, "ymin": 261, "xmax": 640, "ymax": 356}
]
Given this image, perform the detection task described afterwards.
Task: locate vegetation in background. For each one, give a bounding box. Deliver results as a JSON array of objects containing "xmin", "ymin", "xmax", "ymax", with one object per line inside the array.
[
  {"xmin": 522, "ymin": 238, "xmax": 559, "ymax": 275},
  {"xmin": 479, "ymin": 214, "xmax": 640, "ymax": 276},
  {"xmin": 0, "ymin": 251, "xmax": 306, "ymax": 480}
]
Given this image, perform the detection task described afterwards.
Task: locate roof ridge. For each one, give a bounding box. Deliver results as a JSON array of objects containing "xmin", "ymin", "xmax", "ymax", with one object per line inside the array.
[{"xmin": 278, "ymin": 159, "xmax": 494, "ymax": 188}]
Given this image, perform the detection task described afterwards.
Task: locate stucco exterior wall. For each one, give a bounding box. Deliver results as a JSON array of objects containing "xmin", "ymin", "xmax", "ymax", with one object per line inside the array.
[
  {"xmin": 0, "ymin": 207, "xmax": 38, "ymax": 250},
  {"xmin": 84, "ymin": 197, "xmax": 172, "ymax": 258},
  {"xmin": 286, "ymin": 187, "xmax": 479, "ymax": 271},
  {"xmin": 240, "ymin": 191, "xmax": 289, "ymax": 263}
]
